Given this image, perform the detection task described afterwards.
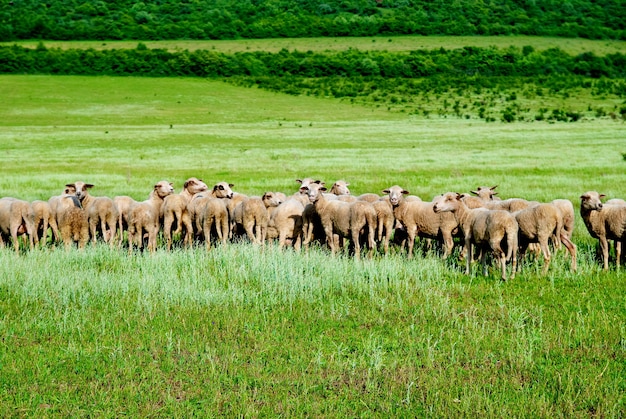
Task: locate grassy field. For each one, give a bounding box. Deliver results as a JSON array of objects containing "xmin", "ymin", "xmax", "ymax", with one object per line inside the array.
[
  {"xmin": 3, "ymin": 35, "xmax": 626, "ymax": 55},
  {"xmin": 0, "ymin": 74, "xmax": 625, "ymax": 417}
]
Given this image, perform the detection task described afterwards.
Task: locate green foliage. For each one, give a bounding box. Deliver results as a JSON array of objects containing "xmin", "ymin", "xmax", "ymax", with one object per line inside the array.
[{"xmin": 1, "ymin": 0, "xmax": 625, "ymax": 41}]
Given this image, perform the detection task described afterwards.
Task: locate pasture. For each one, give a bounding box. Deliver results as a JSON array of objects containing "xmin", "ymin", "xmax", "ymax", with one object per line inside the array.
[{"xmin": 0, "ymin": 74, "xmax": 625, "ymax": 417}]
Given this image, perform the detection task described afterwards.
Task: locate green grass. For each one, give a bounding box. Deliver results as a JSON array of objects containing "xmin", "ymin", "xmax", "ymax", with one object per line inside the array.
[
  {"xmin": 4, "ymin": 35, "xmax": 626, "ymax": 55},
  {"xmin": 0, "ymin": 74, "xmax": 625, "ymax": 417}
]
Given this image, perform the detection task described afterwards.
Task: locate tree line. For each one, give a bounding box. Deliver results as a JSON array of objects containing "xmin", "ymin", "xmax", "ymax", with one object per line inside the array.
[
  {"xmin": 1, "ymin": 43, "xmax": 625, "ymax": 79},
  {"xmin": 0, "ymin": 0, "xmax": 624, "ymax": 41}
]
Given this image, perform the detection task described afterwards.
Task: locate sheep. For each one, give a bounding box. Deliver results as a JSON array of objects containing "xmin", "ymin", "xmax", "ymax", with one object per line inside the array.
[
  {"xmin": 372, "ymin": 197, "xmax": 395, "ymax": 255},
  {"xmin": 197, "ymin": 198, "xmax": 230, "ymax": 250},
  {"xmin": 513, "ymin": 203, "xmax": 577, "ymax": 274},
  {"xmin": 301, "ymin": 183, "xmax": 376, "ymax": 259},
  {"xmin": 266, "ymin": 198, "xmax": 305, "ymax": 249},
  {"xmin": 113, "ymin": 195, "xmax": 137, "ymax": 245},
  {"xmin": 31, "ymin": 199, "xmax": 54, "ymax": 247},
  {"xmin": 189, "ymin": 182, "xmax": 235, "ymax": 249},
  {"xmin": 48, "ymin": 184, "xmax": 76, "ymax": 244},
  {"xmin": 0, "ymin": 198, "xmax": 35, "ymax": 253},
  {"xmin": 579, "ymin": 191, "xmax": 626, "ymax": 270},
  {"xmin": 433, "ymin": 192, "xmax": 518, "ymax": 281},
  {"xmin": 56, "ymin": 194, "xmax": 89, "ymax": 251},
  {"xmin": 232, "ymin": 196, "xmax": 269, "ymax": 244},
  {"xmin": 161, "ymin": 177, "xmax": 208, "ymax": 250},
  {"xmin": 66, "ymin": 181, "xmax": 118, "ymax": 247},
  {"xmin": 382, "ymin": 186, "xmax": 458, "ymax": 259},
  {"xmin": 329, "ymin": 180, "xmax": 357, "ymax": 202},
  {"xmin": 486, "ymin": 198, "xmax": 535, "ymax": 212},
  {"xmin": 127, "ymin": 181, "xmax": 175, "ymax": 253},
  {"xmin": 358, "ymin": 193, "xmax": 382, "ymax": 203}
]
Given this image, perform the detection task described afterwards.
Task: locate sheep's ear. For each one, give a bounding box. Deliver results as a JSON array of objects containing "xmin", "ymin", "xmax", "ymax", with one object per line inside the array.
[
  {"xmin": 184, "ymin": 180, "xmax": 191, "ymax": 188},
  {"xmin": 490, "ymin": 185, "xmax": 498, "ymax": 190},
  {"xmin": 382, "ymin": 189, "xmax": 390, "ymax": 194},
  {"xmin": 470, "ymin": 190, "xmax": 478, "ymax": 195},
  {"xmin": 492, "ymin": 192, "xmax": 498, "ymax": 196},
  {"xmin": 229, "ymin": 183, "xmax": 234, "ymax": 188},
  {"xmin": 600, "ymin": 194, "xmax": 606, "ymax": 199},
  {"xmin": 296, "ymin": 179, "xmax": 303, "ymax": 184},
  {"xmin": 345, "ymin": 182, "xmax": 350, "ymax": 186},
  {"xmin": 169, "ymin": 182, "xmax": 174, "ymax": 187},
  {"xmin": 580, "ymin": 194, "xmax": 587, "ymax": 200},
  {"xmin": 85, "ymin": 184, "xmax": 94, "ymax": 189},
  {"xmin": 65, "ymin": 183, "xmax": 75, "ymax": 188},
  {"xmin": 455, "ymin": 193, "xmax": 461, "ymax": 200},
  {"xmin": 402, "ymin": 190, "xmax": 409, "ymax": 195},
  {"xmin": 320, "ymin": 187, "xmax": 327, "ymax": 192}
]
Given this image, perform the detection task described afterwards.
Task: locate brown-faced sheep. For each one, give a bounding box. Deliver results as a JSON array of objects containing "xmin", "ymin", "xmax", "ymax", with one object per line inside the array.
[
  {"xmin": 127, "ymin": 181, "xmax": 175, "ymax": 253},
  {"xmin": 433, "ymin": 192, "xmax": 518, "ymax": 281},
  {"xmin": 31, "ymin": 200, "xmax": 55, "ymax": 247},
  {"xmin": 0, "ymin": 198, "xmax": 35, "ymax": 253},
  {"xmin": 382, "ymin": 186, "xmax": 458, "ymax": 259},
  {"xmin": 302, "ymin": 183, "xmax": 376, "ymax": 259},
  {"xmin": 580, "ymin": 191, "xmax": 626, "ymax": 270},
  {"xmin": 471, "ymin": 185, "xmax": 499, "ymax": 201},
  {"xmin": 161, "ymin": 177, "xmax": 208, "ymax": 251},
  {"xmin": 513, "ymin": 203, "xmax": 577, "ymax": 274},
  {"xmin": 56, "ymin": 194, "xmax": 89, "ymax": 251},
  {"xmin": 266, "ymin": 198, "xmax": 305, "ymax": 249}
]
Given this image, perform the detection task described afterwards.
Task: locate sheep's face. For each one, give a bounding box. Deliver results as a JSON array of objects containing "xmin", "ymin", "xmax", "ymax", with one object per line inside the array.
[
  {"xmin": 70, "ymin": 181, "xmax": 94, "ymax": 202},
  {"xmin": 155, "ymin": 181, "xmax": 175, "ymax": 198},
  {"xmin": 383, "ymin": 186, "xmax": 409, "ymax": 206},
  {"xmin": 213, "ymin": 182, "xmax": 234, "ymax": 199},
  {"xmin": 302, "ymin": 184, "xmax": 326, "ymax": 203},
  {"xmin": 62, "ymin": 185, "xmax": 77, "ymax": 197},
  {"xmin": 184, "ymin": 178, "xmax": 209, "ymax": 194},
  {"xmin": 433, "ymin": 192, "xmax": 461, "ymax": 213},
  {"xmin": 580, "ymin": 191, "xmax": 605, "ymax": 212},
  {"xmin": 330, "ymin": 180, "xmax": 351, "ymax": 196}
]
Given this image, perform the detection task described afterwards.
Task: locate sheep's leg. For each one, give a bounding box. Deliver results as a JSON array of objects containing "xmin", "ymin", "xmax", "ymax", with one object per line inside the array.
[
  {"xmin": 442, "ymin": 232, "xmax": 454, "ymax": 258},
  {"xmin": 560, "ymin": 233, "xmax": 577, "ymax": 272},
  {"xmin": 163, "ymin": 215, "xmax": 173, "ymax": 251},
  {"xmin": 480, "ymin": 245, "xmax": 489, "ymax": 277},
  {"xmin": 406, "ymin": 226, "xmax": 417, "ymax": 259},
  {"xmin": 539, "ymin": 238, "xmax": 551, "ymax": 275},
  {"xmin": 351, "ymin": 229, "xmax": 361, "ymax": 260},
  {"xmin": 244, "ymin": 220, "xmax": 258, "ymax": 244},
  {"xmin": 204, "ymin": 219, "xmax": 213, "ymax": 250},
  {"xmin": 599, "ymin": 237, "xmax": 610, "ymax": 270},
  {"xmin": 616, "ymin": 240, "xmax": 622, "ymax": 269},
  {"xmin": 10, "ymin": 226, "xmax": 20, "ymax": 254},
  {"xmin": 464, "ymin": 237, "xmax": 473, "ymax": 275},
  {"xmin": 220, "ymin": 217, "xmax": 229, "ymax": 245}
]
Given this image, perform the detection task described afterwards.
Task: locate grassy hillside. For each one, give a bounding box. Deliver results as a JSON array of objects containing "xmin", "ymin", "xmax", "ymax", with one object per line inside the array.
[{"xmin": 1, "ymin": 74, "xmax": 625, "ymax": 417}]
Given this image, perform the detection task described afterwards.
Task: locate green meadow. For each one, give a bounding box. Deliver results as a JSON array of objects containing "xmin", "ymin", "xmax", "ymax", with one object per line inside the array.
[{"xmin": 0, "ymin": 73, "xmax": 625, "ymax": 417}]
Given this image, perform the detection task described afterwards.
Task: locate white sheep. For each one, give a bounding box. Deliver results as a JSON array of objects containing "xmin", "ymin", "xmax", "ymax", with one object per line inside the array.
[
  {"xmin": 31, "ymin": 199, "xmax": 55, "ymax": 247},
  {"xmin": 301, "ymin": 183, "xmax": 376, "ymax": 259},
  {"xmin": 382, "ymin": 186, "xmax": 458, "ymax": 259},
  {"xmin": 433, "ymin": 192, "xmax": 518, "ymax": 281},
  {"xmin": 161, "ymin": 177, "xmax": 209, "ymax": 250},
  {"xmin": 127, "ymin": 181, "xmax": 175, "ymax": 253},
  {"xmin": 0, "ymin": 197, "xmax": 35, "ymax": 253},
  {"xmin": 113, "ymin": 195, "xmax": 137, "ymax": 246},
  {"xmin": 580, "ymin": 191, "xmax": 626, "ymax": 270},
  {"xmin": 266, "ymin": 198, "xmax": 305, "ymax": 249},
  {"xmin": 471, "ymin": 185, "xmax": 499, "ymax": 201},
  {"xmin": 513, "ymin": 203, "xmax": 577, "ymax": 273}
]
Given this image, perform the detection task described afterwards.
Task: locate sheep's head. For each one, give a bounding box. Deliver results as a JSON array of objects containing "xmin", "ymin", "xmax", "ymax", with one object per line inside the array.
[
  {"xmin": 213, "ymin": 182, "xmax": 234, "ymax": 199},
  {"xmin": 67, "ymin": 181, "xmax": 93, "ymax": 202},
  {"xmin": 262, "ymin": 192, "xmax": 283, "ymax": 208},
  {"xmin": 330, "ymin": 180, "xmax": 350, "ymax": 196},
  {"xmin": 433, "ymin": 192, "xmax": 461, "ymax": 213},
  {"xmin": 62, "ymin": 184, "xmax": 77, "ymax": 196},
  {"xmin": 382, "ymin": 185, "xmax": 409, "ymax": 206},
  {"xmin": 580, "ymin": 191, "xmax": 605, "ymax": 212},
  {"xmin": 301, "ymin": 183, "xmax": 326, "ymax": 203},
  {"xmin": 154, "ymin": 181, "xmax": 175, "ymax": 198},
  {"xmin": 184, "ymin": 177, "xmax": 209, "ymax": 195},
  {"xmin": 296, "ymin": 178, "xmax": 324, "ymax": 193},
  {"xmin": 471, "ymin": 185, "xmax": 498, "ymax": 200}
]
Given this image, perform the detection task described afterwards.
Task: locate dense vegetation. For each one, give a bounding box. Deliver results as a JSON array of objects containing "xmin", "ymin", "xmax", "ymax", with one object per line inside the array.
[
  {"xmin": 3, "ymin": 42, "xmax": 625, "ymax": 122},
  {"xmin": 1, "ymin": 0, "xmax": 625, "ymax": 41}
]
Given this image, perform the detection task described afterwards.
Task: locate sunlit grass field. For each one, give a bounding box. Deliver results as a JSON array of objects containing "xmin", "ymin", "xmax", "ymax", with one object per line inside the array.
[{"xmin": 0, "ymin": 73, "xmax": 625, "ymax": 417}]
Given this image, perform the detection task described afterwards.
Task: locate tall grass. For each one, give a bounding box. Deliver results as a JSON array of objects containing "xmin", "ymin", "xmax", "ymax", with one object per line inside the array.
[{"xmin": 0, "ymin": 74, "xmax": 624, "ymax": 416}]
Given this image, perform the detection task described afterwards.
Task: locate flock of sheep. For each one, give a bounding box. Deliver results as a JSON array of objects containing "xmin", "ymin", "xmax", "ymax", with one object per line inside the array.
[{"xmin": 0, "ymin": 177, "xmax": 625, "ymax": 279}]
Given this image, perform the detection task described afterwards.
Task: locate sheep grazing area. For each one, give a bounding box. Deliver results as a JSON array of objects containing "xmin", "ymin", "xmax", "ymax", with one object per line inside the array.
[{"xmin": 0, "ymin": 73, "xmax": 625, "ymax": 417}]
